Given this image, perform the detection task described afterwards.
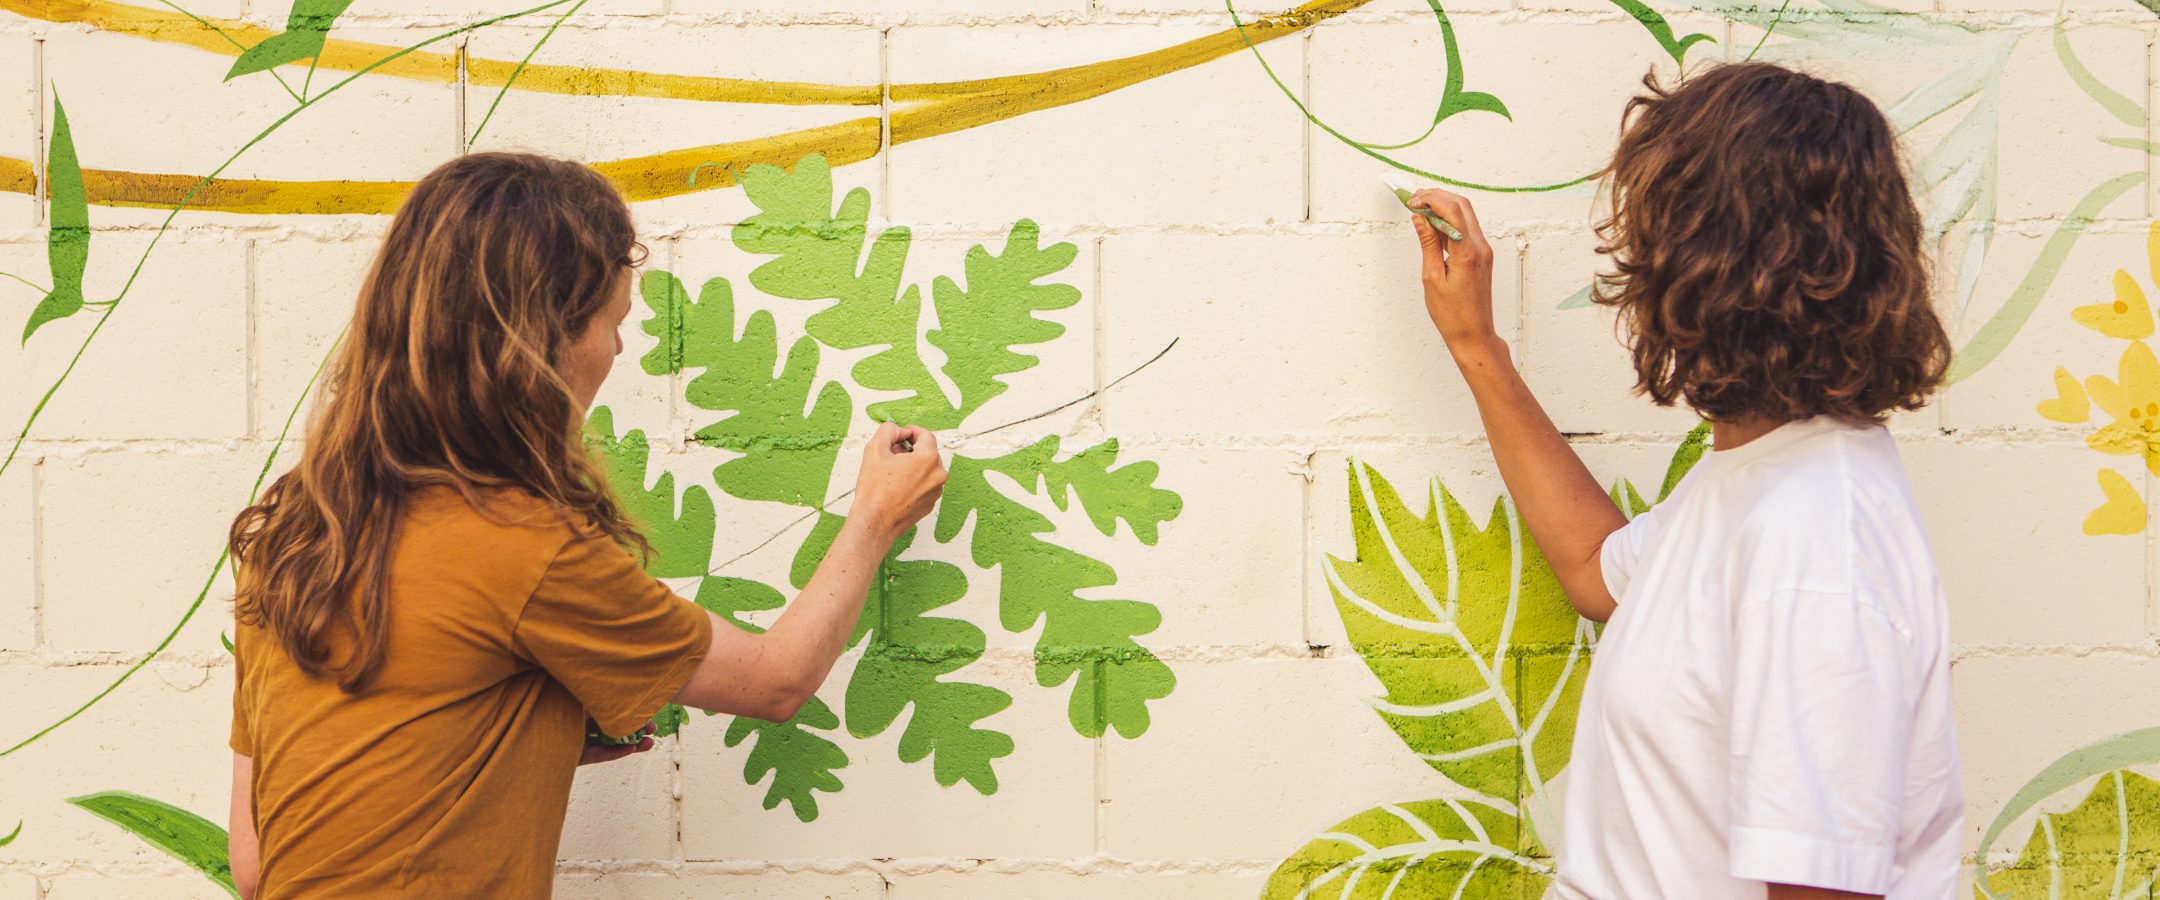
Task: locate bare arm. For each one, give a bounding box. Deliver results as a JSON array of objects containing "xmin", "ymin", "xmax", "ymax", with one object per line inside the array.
[
  {"xmin": 1767, "ymin": 885, "xmax": 1881, "ymax": 900},
  {"xmin": 1406, "ymin": 189, "xmax": 1628, "ymax": 622},
  {"xmin": 228, "ymin": 752, "xmax": 258, "ymax": 900},
  {"xmin": 672, "ymin": 422, "xmax": 946, "ymax": 721}
]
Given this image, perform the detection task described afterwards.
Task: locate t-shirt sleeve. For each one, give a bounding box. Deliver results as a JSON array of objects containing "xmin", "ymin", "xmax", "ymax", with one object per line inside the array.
[
  {"xmin": 1726, "ymin": 587, "xmax": 1914, "ymax": 894},
  {"xmin": 513, "ymin": 526, "xmax": 715, "ymax": 738},
  {"xmin": 1597, "ymin": 504, "xmax": 1662, "ymax": 601}
]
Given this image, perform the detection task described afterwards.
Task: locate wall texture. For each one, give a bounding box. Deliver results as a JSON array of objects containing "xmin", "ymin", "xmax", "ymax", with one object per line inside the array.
[{"xmin": 1, "ymin": 0, "xmax": 2157, "ymax": 897}]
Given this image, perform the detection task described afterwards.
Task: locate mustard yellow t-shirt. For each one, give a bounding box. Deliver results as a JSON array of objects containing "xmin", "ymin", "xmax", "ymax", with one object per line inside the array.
[{"xmin": 229, "ymin": 486, "xmax": 713, "ymax": 898}]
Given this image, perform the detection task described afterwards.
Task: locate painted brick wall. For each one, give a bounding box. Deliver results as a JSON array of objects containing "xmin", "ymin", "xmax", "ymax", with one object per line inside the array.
[{"xmin": 1, "ymin": 0, "xmax": 2157, "ymax": 897}]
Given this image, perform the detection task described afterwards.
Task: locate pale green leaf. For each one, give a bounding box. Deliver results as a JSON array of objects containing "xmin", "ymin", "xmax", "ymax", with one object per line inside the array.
[
  {"xmin": 586, "ymin": 406, "xmax": 716, "ymax": 578},
  {"xmin": 1979, "ymin": 769, "xmax": 2160, "ymax": 899},
  {"xmin": 1326, "ymin": 462, "xmax": 1590, "ymax": 818}
]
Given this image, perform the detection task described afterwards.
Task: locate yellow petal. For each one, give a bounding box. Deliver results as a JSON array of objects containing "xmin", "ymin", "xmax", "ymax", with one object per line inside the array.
[
  {"xmin": 2038, "ymin": 368, "xmax": 2091, "ymax": 423},
  {"xmin": 2073, "ymin": 270, "xmax": 2157, "ymax": 340},
  {"xmin": 2084, "ymin": 469, "xmax": 2147, "ymax": 536},
  {"xmin": 2088, "ymin": 373, "xmax": 2130, "ymax": 420},
  {"xmin": 2120, "ymin": 341, "xmax": 2160, "ymax": 409},
  {"xmin": 2146, "ymin": 221, "xmax": 2160, "ymax": 291}
]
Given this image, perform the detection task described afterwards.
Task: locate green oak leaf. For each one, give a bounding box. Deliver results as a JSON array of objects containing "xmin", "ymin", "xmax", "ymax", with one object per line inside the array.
[
  {"xmin": 67, "ymin": 791, "xmax": 237, "ymax": 897},
  {"xmin": 1980, "ymin": 769, "xmax": 2160, "ymax": 899},
  {"xmin": 226, "ymin": 0, "xmax": 353, "ymax": 81},
  {"xmin": 733, "ymin": 154, "xmax": 1080, "ymax": 429},
  {"xmin": 724, "ymin": 696, "xmax": 850, "ymax": 823},
  {"xmin": 586, "ymin": 406, "xmax": 716, "ymax": 578},
  {"xmin": 24, "ymin": 92, "xmax": 87, "ymax": 345},
  {"xmin": 935, "ymin": 437, "xmax": 1181, "ymax": 739},
  {"xmin": 1262, "ymin": 797, "xmax": 1552, "ymax": 899},
  {"xmin": 641, "ymin": 270, "xmax": 850, "ymax": 508},
  {"xmin": 792, "ymin": 515, "xmax": 1015, "ymax": 792}
]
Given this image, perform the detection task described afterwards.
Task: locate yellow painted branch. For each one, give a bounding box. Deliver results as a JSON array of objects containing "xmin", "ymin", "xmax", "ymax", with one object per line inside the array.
[
  {"xmin": 4, "ymin": 0, "xmax": 879, "ymax": 106},
  {"xmin": 0, "ymin": 0, "xmax": 1365, "ymax": 215}
]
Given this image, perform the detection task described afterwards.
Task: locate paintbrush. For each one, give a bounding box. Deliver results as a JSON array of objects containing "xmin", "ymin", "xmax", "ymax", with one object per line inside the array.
[{"xmin": 1378, "ymin": 174, "xmax": 1466, "ymax": 242}]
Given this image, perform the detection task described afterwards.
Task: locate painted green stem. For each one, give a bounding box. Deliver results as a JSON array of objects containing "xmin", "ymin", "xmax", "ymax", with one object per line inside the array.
[
  {"xmin": 1945, "ymin": 171, "xmax": 2143, "ymax": 384},
  {"xmin": 0, "ymin": 324, "xmax": 345, "ymax": 758},
  {"xmin": 466, "ymin": 0, "xmax": 591, "ymax": 151},
  {"xmin": 0, "ymin": 0, "xmax": 575, "ymax": 479}
]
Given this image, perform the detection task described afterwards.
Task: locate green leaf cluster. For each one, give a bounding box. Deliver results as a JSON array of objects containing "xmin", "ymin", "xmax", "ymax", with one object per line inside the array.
[{"xmin": 589, "ymin": 153, "xmax": 1180, "ymax": 820}]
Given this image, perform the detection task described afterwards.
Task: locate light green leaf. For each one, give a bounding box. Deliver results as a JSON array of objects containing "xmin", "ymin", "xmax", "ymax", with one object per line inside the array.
[
  {"xmin": 0, "ymin": 820, "xmax": 17, "ymax": 846},
  {"xmin": 1325, "ymin": 462, "xmax": 1589, "ymax": 827},
  {"xmin": 226, "ymin": 0, "xmax": 352, "ymax": 80},
  {"xmin": 25, "ymin": 92, "xmax": 87, "ymax": 345},
  {"xmin": 641, "ymin": 270, "xmax": 851, "ymax": 508},
  {"xmin": 733, "ymin": 154, "xmax": 1081, "ymax": 430},
  {"xmin": 586, "ymin": 406, "xmax": 716, "ymax": 577},
  {"xmin": 724, "ymin": 697, "xmax": 850, "ymax": 823},
  {"xmin": 935, "ymin": 437, "xmax": 1181, "ymax": 739},
  {"xmin": 1976, "ymin": 726, "xmax": 2160, "ymax": 897},
  {"xmin": 1979, "ymin": 768, "xmax": 2160, "ymax": 899},
  {"xmin": 792, "ymin": 515, "xmax": 1015, "ymax": 791},
  {"xmin": 1263, "ymin": 797, "xmax": 1552, "ymax": 899},
  {"xmin": 67, "ymin": 791, "xmax": 237, "ymax": 897},
  {"xmin": 928, "ymin": 219, "xmax": 1081, "ymax": 420},
  {"xmin": 1658, "ymin": 421, "xmax": 1712, "ymax": 502}
]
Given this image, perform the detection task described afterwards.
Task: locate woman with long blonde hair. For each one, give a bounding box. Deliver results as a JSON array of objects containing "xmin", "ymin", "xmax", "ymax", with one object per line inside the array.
[{"xmin": 225, "ymin": 152, "xmax": 945, "ymax": 898}]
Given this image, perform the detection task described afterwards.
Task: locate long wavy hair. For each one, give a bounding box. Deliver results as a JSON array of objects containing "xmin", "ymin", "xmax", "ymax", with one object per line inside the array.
[
  {"xmin": 1593, "ymin": 62, "xmax": 1952, "ymax": 423},
  {"xmin": 230, "ymin": 152, "xmax": 648, "ymax": 691}
]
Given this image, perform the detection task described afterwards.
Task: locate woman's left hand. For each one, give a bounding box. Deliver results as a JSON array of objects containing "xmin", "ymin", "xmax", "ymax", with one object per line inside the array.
[{"xmin": 579, "ymin": 718, "xmax": 657, "ymax": 766}]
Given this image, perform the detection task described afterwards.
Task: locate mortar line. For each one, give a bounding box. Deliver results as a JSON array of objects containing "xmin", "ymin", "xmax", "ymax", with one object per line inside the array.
[
  {"xmin": 1301, "ymin": 28, "xmax": 1314, "ymax": 224},
  {"xmin": 1301, "ymin": 450, "xmax": 1316, "ymax": 648},
  {"xmin": 1092, "ymin": 235, "xmax": 1107, "ymax": 411},
  {"xmin": 29, "ymin": 457, "xmax": 44, "ymax": 651},
  {"xmin": 455, "ymin": 39, "xmax": 470, "ymax": 154},
  {"xmin": 880, "ymin": 28, "xmax": 892, "ymax": 217},
  {"xmin": 245, "ymin": 238, "xmax": 260, "ymax": 439},
  {"xmin": 31, "ymin": 37, "xmax": 44, "ymax": 230},
  {"xmin": 1092, "ymin": 699, "xmax": 1108, "ymax": 855}
]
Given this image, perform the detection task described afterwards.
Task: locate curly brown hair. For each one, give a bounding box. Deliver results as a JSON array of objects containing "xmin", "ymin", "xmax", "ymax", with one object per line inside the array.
[{"xmin": 1592, "ymin": 62, "xmax": 1952, "ymax": 424}]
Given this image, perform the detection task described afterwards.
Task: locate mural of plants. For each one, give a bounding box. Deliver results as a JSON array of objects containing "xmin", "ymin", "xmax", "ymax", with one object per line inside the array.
[
  {"xmin": 588, "ymin": 153, "xmax": 1183, "ymax": 822},
  {"xmin": 2037, "ymin": 222, "xmax": 2160, "ymax": 536},
  {"xmin": 1973, "ymin": 727, "xmax": 2160, "ymax": 897},
  {"xmin": 1263, "ymin": 429, "xmax": 1701, "ymax": 898}
]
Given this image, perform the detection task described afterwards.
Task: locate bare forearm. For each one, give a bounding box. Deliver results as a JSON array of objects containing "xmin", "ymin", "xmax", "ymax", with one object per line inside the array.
[
  {"xmin": 762, "ymin": 517, "xmax": 892, "ymax": 695},
  {"xmin": 1450, "ymin": 335, "xmax": 1626, "ymax": 620}
]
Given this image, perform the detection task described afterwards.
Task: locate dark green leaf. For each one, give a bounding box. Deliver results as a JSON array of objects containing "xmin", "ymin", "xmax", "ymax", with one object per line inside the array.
[
  {"xmin": 1607, "ymin": 0, "xmax": 1715, "ymax": 65},
  {"xmin": 66, "ymin": 791, "xmax": 236, "ymax": 897},
  {"xmin": 25, "ymin": 92, "xmax": 87, "ymax": 345},
  {"xmin": 225, "ymin": 0, "xmax": 353, "ymax": 80},
  {"xmin": 724, "ymin": 697, "xmax": 849, "ymax": 822}
]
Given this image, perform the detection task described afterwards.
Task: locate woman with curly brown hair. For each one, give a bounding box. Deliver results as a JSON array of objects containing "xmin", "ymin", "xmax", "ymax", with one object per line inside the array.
[{"xmin": 1404, "ymin": 63, "xmax": 1963, "ymax": 899}]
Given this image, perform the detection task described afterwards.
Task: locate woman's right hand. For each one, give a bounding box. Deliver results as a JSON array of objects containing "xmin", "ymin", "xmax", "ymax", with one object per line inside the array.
[
  {"xmin": 1407, "ymin": 188, "xmax": 1502, "ymax": 354},
  {"xmin": 850, "ymin": 421, "xmax": 947, "ymax": 543}
]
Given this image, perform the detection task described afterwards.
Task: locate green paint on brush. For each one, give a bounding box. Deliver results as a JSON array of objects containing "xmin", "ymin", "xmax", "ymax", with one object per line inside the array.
[{"xmin": 1388, "ymin": 184, "xmax": 1466, "ymax": 242}]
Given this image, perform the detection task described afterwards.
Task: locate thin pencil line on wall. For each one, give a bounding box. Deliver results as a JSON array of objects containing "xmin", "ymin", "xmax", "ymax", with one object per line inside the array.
[{"xmin": 455, "ymin": 39, "xmax": 470, "ymax": 156}]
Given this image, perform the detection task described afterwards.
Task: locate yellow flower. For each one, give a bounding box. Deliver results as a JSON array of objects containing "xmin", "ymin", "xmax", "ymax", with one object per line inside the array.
[
  {"xmin": 2070, "ymin": 225, "xmax": 2160, "ymax": 339},
  {"xmin": 2085, "ymin": 341, "xmax": 2160, "ymax": 474},
  {"xmin": 2084, "ymin": 469, "xmax": 2147, "ymax": 536}
]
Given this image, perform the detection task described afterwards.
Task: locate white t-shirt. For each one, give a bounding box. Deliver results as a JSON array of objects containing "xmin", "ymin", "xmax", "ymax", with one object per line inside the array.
[{"xmin": 1553, "ymin": 416, "xmax": 1964, "ymax": 899}]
